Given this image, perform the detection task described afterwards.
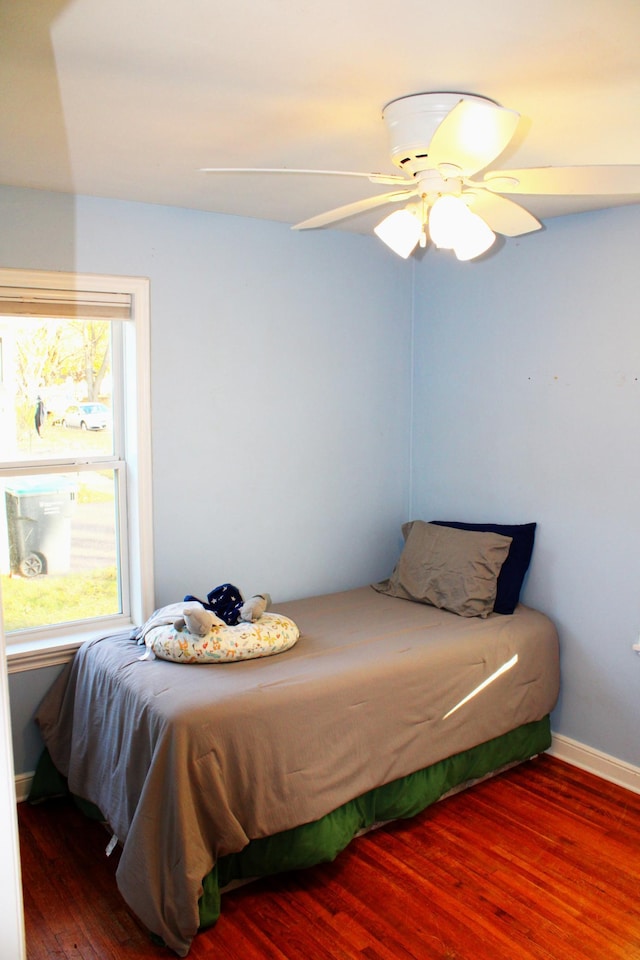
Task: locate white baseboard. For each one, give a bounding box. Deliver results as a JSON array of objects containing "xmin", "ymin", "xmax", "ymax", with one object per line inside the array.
[
  {"xmin": 549, "ymin": 733, "xmax": 640, "ymax": 795},
  {"xmin": 14, "ymin": 772, "xmax": 33, "ymax": 804}
]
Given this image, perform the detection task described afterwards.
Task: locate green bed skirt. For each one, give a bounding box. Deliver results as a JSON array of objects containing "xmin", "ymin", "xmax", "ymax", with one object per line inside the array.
[
  {"xmin": 30, "ymin": 715, "xmax": 551, "ymax": 933},
  {"xmin": 201, "ymin": 716, "xmax": 550, "ymax": 927}
]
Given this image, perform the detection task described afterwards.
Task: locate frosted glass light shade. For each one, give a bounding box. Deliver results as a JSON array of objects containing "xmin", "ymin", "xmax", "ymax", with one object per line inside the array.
[
  {"xmin": 428, "ymin": 194, "xmax": 495, "ymax": 260},
  {"xmin": 452, "ymin": 210, "xmax": 495, "ymax": 261},
  {"xmin": 427, "ymin": 195, "xmax": 468, "ymax": 249},
  {"xmin": 374, "ymin": 209, "xmax": 422, "ymax": 258}
]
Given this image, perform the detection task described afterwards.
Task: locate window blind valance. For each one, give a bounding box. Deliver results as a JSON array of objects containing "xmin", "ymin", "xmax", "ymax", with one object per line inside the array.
[{"xmin": 0, "ymin": 286, "xmax": 131, "ymax": 320}]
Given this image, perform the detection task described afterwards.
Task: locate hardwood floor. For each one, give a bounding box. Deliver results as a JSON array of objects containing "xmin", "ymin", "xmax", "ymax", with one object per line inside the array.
[{"xmin": 18, "ymin": 754, "xmax": 640, "ymax": 960}]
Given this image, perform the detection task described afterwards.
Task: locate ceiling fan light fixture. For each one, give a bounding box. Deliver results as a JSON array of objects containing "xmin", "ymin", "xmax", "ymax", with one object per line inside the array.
[
  {"xmin": 374, "ymin": 208, "xmax": 422, "ymax": 258},
  {"xmin": 375, "ymin": 194, "xmax": 495, "ymax": 261},
  {"xmin": 452, "ymin": 210, "xmax": 496, "ymax": 261},
  {"xmin": 428, "ymin": 194, "xmax": 495, "ymax": 260},
  {"xmin": 203, "ymin": 90, "xmax": 640, "ymax": 259},
  {"xmin": 427, "ymin": 195, "xmax": 469, "ymax": 249}
]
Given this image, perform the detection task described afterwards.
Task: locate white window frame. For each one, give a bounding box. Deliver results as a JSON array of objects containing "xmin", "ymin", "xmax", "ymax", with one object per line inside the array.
[{"xmin": 0, "ymin": 268, "xmax": 154, "ymax": 673}]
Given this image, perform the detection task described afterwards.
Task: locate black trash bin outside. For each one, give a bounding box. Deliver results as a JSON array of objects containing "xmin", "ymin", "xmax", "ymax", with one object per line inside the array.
[{"xmin": 5, "ymin": 476, "xmax": 77, "ymax": 577}]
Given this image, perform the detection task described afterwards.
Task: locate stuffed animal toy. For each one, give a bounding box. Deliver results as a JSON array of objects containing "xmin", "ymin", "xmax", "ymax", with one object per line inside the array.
[
  {"xmin": 239, "ymin": 592, "xmax": 272, "ymax": 622},
  {"xmin": 174, "ymin": 602, "xmax": 225, "ymax": 637},
  {"xmin": 174, "ymin": 595, "xmax": 272, "ymax": 635},
  {"xmin": 134, "ymin": 588, "xmax": 272, "ymax": 652},
  {"xmin": 183, "ymin": 583, "xmax": 271, "ymax": 627}
]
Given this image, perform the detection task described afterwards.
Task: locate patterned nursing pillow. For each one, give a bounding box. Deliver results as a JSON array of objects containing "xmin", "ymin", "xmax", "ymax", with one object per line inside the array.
[{"xmin": 144, "ymin": 612, "xmax": 300, "ymax": 664}]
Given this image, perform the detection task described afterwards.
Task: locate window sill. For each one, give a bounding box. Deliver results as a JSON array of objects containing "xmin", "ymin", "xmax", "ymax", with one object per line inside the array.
[{"xmin": 6, "ymin": 620, "xmax": 136, "ymax": 674}]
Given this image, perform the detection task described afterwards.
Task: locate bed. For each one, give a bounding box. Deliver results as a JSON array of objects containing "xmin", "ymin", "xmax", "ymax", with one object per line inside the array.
[{"xmin": 33, "ymin": 521, "xmax": 560, "ymax": 957}]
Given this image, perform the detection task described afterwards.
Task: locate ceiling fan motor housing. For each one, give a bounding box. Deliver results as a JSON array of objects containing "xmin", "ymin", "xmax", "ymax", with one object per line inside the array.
[{"xmin": 382, "ymin": 92, "xmax": 496, "ymax": 176}]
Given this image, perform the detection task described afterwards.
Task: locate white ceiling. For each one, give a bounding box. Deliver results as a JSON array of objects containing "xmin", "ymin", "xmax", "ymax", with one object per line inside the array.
[{"xmin": 1, "ymin": 0, "xmax": 639, "ymax": 236}]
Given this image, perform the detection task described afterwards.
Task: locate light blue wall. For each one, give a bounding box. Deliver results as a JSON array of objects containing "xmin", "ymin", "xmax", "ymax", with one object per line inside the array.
[
  {"xmin": 410, "ymin": 204, "xmax": 640, "ymax": 766},
  {"xmin": 3, "ymin": 186, "xmax": 640, "ymax": 775},
  {"xmin": 1, "ymin": 185, "xmax": 413, "ymax": 773}
]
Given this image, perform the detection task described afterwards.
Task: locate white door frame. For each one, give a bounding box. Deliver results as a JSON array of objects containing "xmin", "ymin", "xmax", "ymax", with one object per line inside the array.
[{"xmin": 0, "ymin": 581, "xmax": 26, "ymax": 960}]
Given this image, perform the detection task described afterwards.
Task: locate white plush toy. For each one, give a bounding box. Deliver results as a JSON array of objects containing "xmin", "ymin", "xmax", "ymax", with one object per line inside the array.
[
  {"xmin": 174, "ymin": 602, "xmax": 224, "ymax": 637},
  {"xmin": 240, "ymin": 592, "xmax": 272, "ymax": 623},
  {"xmin": 174, "ymin": 594, "xmax": 272, "ymax": 635}
]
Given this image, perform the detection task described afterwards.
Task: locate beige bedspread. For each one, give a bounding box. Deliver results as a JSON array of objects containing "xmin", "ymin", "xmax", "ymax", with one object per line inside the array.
[{"xmin": 36, "ymin": 586, "xmax": 559, "ymax": 956}]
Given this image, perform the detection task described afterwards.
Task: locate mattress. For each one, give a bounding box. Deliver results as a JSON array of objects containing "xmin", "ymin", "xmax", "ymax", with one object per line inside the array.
[{"xmin": 35, "ymin": 586, "xmax": 560, "ymax": 956}]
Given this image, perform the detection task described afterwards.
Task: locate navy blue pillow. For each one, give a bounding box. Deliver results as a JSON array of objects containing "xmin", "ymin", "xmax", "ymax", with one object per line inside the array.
[{"xmin": 430, "ymin": 521, "xmax": 536, "ymax": 615}]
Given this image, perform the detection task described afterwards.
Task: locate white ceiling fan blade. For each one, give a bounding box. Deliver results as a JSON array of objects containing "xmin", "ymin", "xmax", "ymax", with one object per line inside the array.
[
  {"xmin": 465, "ymin": 191, "xmax": 542, "ymax": 237},
  {"xmin": 427, "ymin": 99, "xmax": 520, "ymax": 178},
  {"xmin": 292, "ymin": 188, "xmax": 417, "ymax": 231},
  {"xmin": 481, "ymin": 165, "xmax": 640, "ymax": 195},
  {"xmin": 199, "ymin": 167, "xmax": 408, "ymax": 186}
]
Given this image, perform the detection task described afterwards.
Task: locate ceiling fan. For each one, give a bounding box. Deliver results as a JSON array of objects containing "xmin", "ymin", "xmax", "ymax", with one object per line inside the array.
[{"xmin": 201, "ymin": 92, "xmax": 640, "ymax": 261}]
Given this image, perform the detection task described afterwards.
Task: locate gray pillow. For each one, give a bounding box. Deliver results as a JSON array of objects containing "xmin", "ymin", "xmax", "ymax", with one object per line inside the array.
[{"xmin": 373, "ymin": 521, "xmax": 513, "ymax": 618}]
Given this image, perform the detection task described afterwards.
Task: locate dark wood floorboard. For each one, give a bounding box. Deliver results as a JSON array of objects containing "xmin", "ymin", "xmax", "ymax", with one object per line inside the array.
[{"xmin": 17, "ymin": 754, "xmax": 640, "ymax": 959}]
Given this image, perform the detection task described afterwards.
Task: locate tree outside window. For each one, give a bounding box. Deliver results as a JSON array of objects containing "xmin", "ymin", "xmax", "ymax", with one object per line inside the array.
[{"xmin": 0, "ymin": 269, "xmax": 153, "ymax": 653}]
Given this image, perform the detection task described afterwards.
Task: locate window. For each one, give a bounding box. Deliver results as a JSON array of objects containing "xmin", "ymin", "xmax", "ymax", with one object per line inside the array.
[{"xmin": 0, "ymin": 269, "xmax": 154, "ymax": 670}]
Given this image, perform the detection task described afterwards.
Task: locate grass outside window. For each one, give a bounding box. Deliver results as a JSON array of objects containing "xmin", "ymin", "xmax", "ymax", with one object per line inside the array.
[{"xmin": 1, "ymin": 567, "xmax": 118, "ymax": 633}]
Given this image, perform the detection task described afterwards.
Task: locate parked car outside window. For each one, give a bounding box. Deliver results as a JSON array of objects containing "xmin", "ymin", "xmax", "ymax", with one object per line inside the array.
[{"xmin": 62, "ymin": 402, "xmax": 110, "ymax": 431}]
